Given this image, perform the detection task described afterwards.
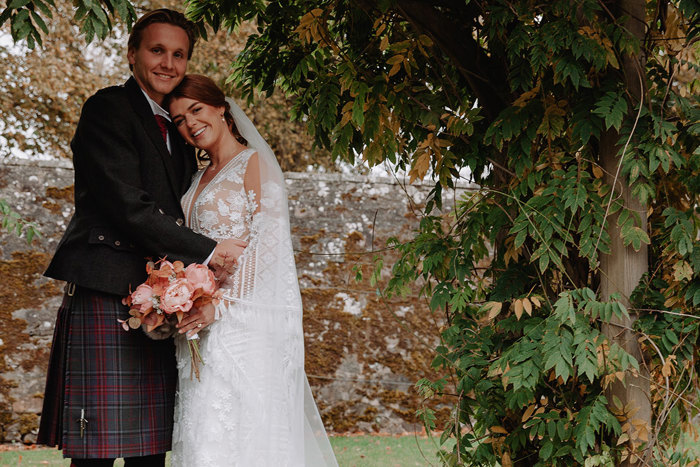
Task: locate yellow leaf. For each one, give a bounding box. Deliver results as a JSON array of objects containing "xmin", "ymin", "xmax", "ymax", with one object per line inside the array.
[
  {"xmin": 340, "ymin": 112, "xmax": 352, "ymax": 127},
  {"xmin": 501, "ymin": 451, "xmax": 513, "ymax": 467},
  {"xmin": 490, "ymin": 425, "xmax": 508, "ymax": 434},
  {"xmin": 592, "ymin": 165, "xmax": 604, "ymax": 178},
  {"xmin": 296, "ymin": 9, "xmax": 322, "ymax": 31},
  {"xmin": 380, "ymin": 35, "xmax": 389, "ymax": 51},
  {"xmin": 403, "ymin": 57, "xmax": 412, "ymax": 77},
  {"xmin": 662, "ymin": 355, "xmax": 676, "ymax": 377},
  {"xmin": 578, "ymin": 26, "xmax": 595, "ymax": 37},
  {"xmin": 521, "ymin": 404, "xmax": 537, "ymax": 423},
  {"xmin": 388, "ymin": 62, "xmax": 401, "ymax": 77},
  {"xmin": 513, "ymin": 84, "xmax": 540, "ymax": 107},
  {"xmin": 531, "ymin": 296, "xmax": 541, "ymax": 308},
  {"xmin": 485, "ymin": 301, "xmax": 503, "ymax": 320},
  {"xmin": 635, "ymin": 422, "xmax": 649, "ymax": 442},
  {"xmin": 606, "ymin": 48, "xmax": 620, "ymax": 69},
  {"xmin": 514, "ymin": 299, "xmax": 524, "ymax": 320},
  {"xmin": 387, "ymin": 54, "xmax": 404, "ymax": 65},
  {"xmin": 523, "ymin": 297, "xmax": 533, "ymax": 316},
  {"xmin": 617, "ymin": 433, "xmax": 630, "ymax": 445},
  {"xmin": 673, "ymin": 261, "xmax": 693, "ymax": 282},
  {"xmin": 375, "ymin": 23, "xmax": 386, "ymax": 36},
  {"xmin": 408, "ymin": 150, "xmax": 431, "ymax": 183},
  {"xmin": 418, "ymin": 34, "xmax": 433, "ymax": 47},
  {"xmin": 504, "ymin": 240, "xmax": 521, "ymax": 267}
]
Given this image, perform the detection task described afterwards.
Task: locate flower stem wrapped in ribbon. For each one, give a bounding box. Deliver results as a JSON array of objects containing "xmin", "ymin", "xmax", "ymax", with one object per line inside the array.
[{"xmin": 121, "ymin": 258, "xmax": 222, "ymax": 380}]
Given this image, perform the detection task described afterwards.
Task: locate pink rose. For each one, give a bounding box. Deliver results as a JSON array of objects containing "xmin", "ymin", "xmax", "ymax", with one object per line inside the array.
[
  {"xmin": 131, "ymin": 284, "xmax": 154, "ymax": 312},
  {"xmin": 160, "ymin": 278, "xmax": 194, "ymax": 314},
  {"xmin": 184, "ymin": 263, "xmax": 217, "ymax": 295}
]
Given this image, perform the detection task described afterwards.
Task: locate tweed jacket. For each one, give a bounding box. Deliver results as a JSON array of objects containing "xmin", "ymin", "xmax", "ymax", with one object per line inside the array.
[{"xmin": 45, "ymin": 77, "xmax": 216, "ymax": 296}]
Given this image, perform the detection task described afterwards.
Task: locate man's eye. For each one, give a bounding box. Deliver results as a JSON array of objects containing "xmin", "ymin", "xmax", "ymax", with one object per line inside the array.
[
  {"xmin": 174, "ymin": 119, "xmax": 184, "ymax": 127},
  {"xmin": 151, "ymin": 48, "xmax": 162, "ymax": 54},
  {"xmin": 174, "ymin": 52, "xmax": 184, "ymax": 59}
]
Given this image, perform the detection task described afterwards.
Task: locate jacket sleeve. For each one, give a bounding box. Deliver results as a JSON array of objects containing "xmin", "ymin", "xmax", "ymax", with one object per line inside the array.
[{"xmin": 72, "ymin": 91, "xmax": 216, "ymax": 264}]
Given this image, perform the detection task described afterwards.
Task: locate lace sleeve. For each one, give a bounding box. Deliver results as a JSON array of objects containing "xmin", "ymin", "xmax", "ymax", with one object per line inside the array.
[{"xmin": 217, "ymin": 152, "xmax": 301, "ymax": 312}]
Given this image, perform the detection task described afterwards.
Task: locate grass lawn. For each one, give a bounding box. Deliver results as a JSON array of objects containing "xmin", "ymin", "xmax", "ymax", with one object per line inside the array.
[
  {"xmin": 4, "ymin": 435, "xmax": 695, "ymax": 466},
  {"xmin": 0, "ymin": 435, "xmax": 448, "ymax": 467}
]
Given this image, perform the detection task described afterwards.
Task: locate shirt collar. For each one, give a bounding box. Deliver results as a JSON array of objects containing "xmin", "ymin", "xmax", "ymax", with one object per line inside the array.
[{"xmin": 139, "ymin": 87, "xmax": 171, "ymax": 122}]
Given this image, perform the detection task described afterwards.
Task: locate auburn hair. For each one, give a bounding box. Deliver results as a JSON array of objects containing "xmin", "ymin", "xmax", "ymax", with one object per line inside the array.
[{"xmin": 165, "ymin": 74, "xmax": 247, "ymax": 146}]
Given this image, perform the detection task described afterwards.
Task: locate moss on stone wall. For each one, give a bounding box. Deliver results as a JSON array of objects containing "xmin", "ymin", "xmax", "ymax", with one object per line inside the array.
[
  {"xmin": 297, "ymin": 226, "xmax": 446, "ymax": 432},
  {"xmin": 0, "ymin": 251, "xmax": 56, "ymax": 443},
  {"xmin": 41, "ymin": 185, "xmax": 74, "ymax": 215}
]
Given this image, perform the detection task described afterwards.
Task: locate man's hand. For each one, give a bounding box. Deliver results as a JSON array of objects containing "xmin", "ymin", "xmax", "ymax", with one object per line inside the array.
[{"xmin": 210, "ymin": 238, "xmax": 247, "ymax": 277}]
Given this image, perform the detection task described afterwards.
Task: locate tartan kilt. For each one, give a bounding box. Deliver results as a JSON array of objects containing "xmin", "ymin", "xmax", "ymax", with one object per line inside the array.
[{"xmin": 37, "ymin": 285, "xmax": 177, "ymax": 459}]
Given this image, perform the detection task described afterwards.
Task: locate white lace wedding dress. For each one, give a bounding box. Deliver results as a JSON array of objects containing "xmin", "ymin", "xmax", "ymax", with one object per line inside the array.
[{"xmin": 171, "ymin": 147, "xmax": 337, "ymax": 466}]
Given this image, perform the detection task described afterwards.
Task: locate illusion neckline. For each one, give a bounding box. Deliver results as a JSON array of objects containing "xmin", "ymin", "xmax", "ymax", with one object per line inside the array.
[{"xmin": 185, "ymin": 148, "xmax": 256, "ymax": 226}]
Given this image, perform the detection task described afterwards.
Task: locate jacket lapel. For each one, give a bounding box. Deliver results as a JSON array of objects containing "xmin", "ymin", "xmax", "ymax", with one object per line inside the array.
[{"xmin": 124, "ymin": 78, "xmax": 181, "ymax": 201}]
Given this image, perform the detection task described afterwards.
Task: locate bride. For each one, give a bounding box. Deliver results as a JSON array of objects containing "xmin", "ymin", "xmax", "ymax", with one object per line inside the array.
[{"xmin": 164, "ymin": 74, "xmax": 338, "ymax": 466}]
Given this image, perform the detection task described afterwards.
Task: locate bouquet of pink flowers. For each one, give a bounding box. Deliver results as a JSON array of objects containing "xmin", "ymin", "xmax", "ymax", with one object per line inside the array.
[{"xmin": 121, "ymin": 258, "xmax": 221, "ymax": 380}]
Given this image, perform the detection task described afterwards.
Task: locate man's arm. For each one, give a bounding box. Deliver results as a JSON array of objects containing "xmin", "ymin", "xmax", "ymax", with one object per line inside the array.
[{"xmin": 73, "ymin": 91, "xmax": 216, "ymax": 264}]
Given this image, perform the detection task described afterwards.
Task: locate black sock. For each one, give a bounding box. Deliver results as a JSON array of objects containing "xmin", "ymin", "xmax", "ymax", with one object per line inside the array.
[
  {"xmin": 123, "ymin": 453, "xmax": 167, "ymax": 467},
  {"xmin": 70, "ymin": 459, "xmax": 114, "ymax": 467}
]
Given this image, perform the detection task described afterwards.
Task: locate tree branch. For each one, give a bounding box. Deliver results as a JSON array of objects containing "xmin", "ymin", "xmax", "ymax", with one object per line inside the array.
[{"xmin": 394, "ymin": 0, "xmax": 510, "ymax": 121}]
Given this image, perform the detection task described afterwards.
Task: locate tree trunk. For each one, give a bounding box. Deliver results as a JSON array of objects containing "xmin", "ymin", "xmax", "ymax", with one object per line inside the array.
[
  {"xmin": 599, "ymin": 0, "xmax": 651, "ymax": 465},
  {"xmin": 599, "ymin": 131, "xmax": 651, "ymax": 465}
]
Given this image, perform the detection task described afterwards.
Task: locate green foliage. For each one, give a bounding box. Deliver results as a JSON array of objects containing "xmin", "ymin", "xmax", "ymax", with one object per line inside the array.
[
  {"xmin": 0, "ymin": 199, "xmax": 40, "ymax": 244},
  {"xmin": 0, "ymin": 0, "xmax": 136, "ymax": 48}
]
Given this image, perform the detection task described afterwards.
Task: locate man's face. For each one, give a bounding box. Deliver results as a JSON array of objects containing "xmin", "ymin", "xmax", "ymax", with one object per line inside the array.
[{"xmin": 127, "ymin": 22, "xmax": 190, "ymax": 105}]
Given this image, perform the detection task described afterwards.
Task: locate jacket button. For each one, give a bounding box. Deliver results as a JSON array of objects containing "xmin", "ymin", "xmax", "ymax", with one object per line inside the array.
[
  {"xmin": 98, "ymin": 235, "xmax": 105, "ymax": 241},
  {"xmin": 114, "ymin": 240, "xmax": 121, "ymax": 246},
  {"xmin": 176, "ymin": 218, "xmax": 184, "ymax": 226}
]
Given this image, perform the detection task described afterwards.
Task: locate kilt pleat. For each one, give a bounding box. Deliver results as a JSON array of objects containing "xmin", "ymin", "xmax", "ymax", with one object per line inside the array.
[
  {"xmin": 37, "ymin": 286, "xmax": 177, "ymax": 459},
  {"xmin": 37, "ymin": 292, "xmax": 71, "ymax": 447}
]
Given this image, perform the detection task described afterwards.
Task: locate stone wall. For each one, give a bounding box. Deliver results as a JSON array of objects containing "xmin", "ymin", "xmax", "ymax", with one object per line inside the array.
[{"xmin": 0, "ymin": 158, "xmax": 454, "ymax": 444}]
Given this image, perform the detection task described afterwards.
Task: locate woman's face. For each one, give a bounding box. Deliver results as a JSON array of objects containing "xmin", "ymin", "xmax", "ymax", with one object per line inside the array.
[{"xmin": 169, "ymin": 97, "xmax": 227, "ymax": 151}]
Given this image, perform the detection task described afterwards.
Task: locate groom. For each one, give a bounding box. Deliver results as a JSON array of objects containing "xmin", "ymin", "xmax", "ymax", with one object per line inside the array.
[{"xmin": 37, "ymin": 9, "xmax": 239, "ymax": 467}]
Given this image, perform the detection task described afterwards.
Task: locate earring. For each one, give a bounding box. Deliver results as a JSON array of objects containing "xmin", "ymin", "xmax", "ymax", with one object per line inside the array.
[{"xmin": 221, "ymin": 114, "xmax": 225, "ymax": 122}]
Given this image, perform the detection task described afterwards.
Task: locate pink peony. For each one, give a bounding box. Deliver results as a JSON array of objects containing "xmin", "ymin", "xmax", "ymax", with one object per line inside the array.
[
  {"xmin": 184, "ymin": 263, "xmax": 217, "ymax": 295},
  {"xmin": 131, "ymin": 283, "xmax": 154, "ymax": 312},
  {"xmin": 160, "ymin": 278, "xmax": 194, "ymax": 314}
]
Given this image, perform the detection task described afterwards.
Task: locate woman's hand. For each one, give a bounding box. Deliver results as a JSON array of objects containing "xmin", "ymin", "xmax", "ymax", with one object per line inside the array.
[{"xmin": 177, "ymin": 301, "xmax": 217, "ymax": 338}]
